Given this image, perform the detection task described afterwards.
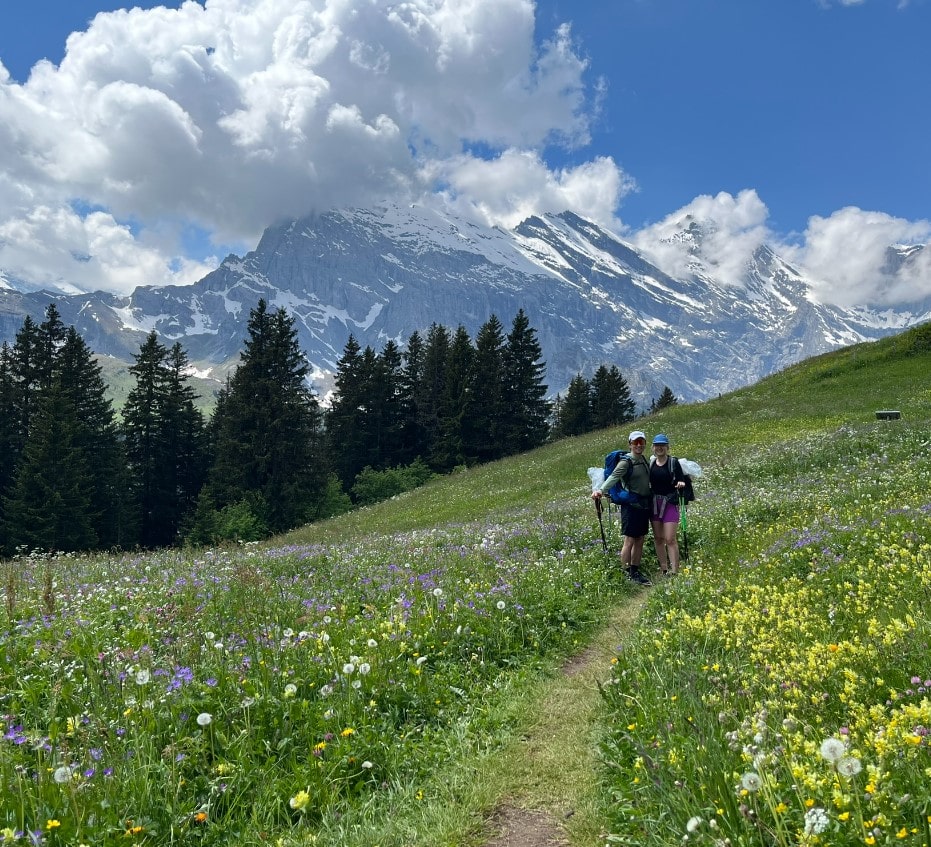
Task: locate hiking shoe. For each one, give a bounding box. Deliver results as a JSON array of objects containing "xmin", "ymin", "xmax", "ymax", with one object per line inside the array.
[{"xmin": 627, "ymin": 568, "xmax": 652, "ymax": 586}]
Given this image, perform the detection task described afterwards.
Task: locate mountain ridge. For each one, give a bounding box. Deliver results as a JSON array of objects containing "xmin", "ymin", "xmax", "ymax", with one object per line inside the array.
[{"xmin": 1, "ymin": 202, "xmax": 927, "ymax": 405}]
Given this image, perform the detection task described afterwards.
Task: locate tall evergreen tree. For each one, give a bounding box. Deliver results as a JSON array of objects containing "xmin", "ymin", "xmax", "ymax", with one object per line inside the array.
[
  {"xmin": 326, "ymin": 335, "xmax": 369, "ymax": 488},
  {"xmin": 57, "ymin": 327, "xmax": 135, "ymax": 549},
  {"xmin": 3, "ymin": 381, "xmax": 98, "ymax": 553},
  {"xmin": 398, "ymin": 330, "xmax": 426, "ymax": 465},
  {"xmin": 462, "ymin": 314, "xmax": 507, "ymax": 464},
  {"xmin": 123, "ymin": 333, "xmax": 206, "ymax": 547},
  {"xmin": 375, "ymin": 339, "xmax": 406, "ymax": 466},
  {"xmin": 652, "ymin": 385, "xmax": 678, "ymax": 412},
  {"xmin": 590, "ymin": 364, "xmax": 635, "ymax": 429},
  {"xmin": 501, "ymin": 309, "xmax": 550, "ymax": 455},
  {"xmin": 416, "ymin": 323, "xmax": 451, "ymax": 470},
  {"xmin": 201, "ymin": 300, "xmax": 326, "ymax": 534},
  {"xmin": 432, "ymin": 325, "xmax": 474, "ymax": 471},
  {"xmin": 0, "ymin": 344, "xmax": 17, "ymax": 551},
  {"xmin": 164, "ymin": 342, "xmax": 207, "ymax": 528},
  {"xmin": 555, "ymin": 373, "xmax": 593, "ymax": 437}
]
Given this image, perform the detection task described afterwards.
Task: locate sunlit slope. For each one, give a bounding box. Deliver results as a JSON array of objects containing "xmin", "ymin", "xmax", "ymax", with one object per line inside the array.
[{"xmin": 283, "ymin": 321, "xmax": 931, "ymax": 546}]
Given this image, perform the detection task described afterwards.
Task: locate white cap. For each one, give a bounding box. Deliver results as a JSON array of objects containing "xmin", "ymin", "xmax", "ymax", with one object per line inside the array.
[{"xmin": 628, "ymin": 430, "xmax": 646, "ymax": 443}]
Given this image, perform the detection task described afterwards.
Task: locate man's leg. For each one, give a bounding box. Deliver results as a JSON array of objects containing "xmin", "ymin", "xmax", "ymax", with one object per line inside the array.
[{"xmin": 628, "ymin": 535, "xmax": 651, "ymax": 585}]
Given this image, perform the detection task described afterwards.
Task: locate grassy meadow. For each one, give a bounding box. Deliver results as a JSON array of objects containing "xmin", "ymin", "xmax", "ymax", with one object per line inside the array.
[{"xmin": 3, "ymin": 322, "xmax": 931, "ymax": 846}]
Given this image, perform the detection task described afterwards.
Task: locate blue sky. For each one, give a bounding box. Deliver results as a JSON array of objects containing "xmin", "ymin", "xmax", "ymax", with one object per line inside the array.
[{"xmin": 0, "ymin": 0, "xmax": 929, "ymax": 305}]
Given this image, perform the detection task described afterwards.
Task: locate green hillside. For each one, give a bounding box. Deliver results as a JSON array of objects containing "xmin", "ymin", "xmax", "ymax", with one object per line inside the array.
[{"xmin": 2, "ymin": 323, "xmax": 929, "ymax": 847}]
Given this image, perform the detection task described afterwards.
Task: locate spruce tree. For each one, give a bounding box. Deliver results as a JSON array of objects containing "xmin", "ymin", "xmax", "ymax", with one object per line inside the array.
[
  {"xmin": 398, "ymin": 330, "xmax": 426, "ymax": 465},
  {"xmin": 591, "ymin": 364, "xmax": 635, "ymax": 429},
  {"xmin": 375, "ymin": 339, "xmax": 406, "ymax": 467},
  {"xmin": 556, "ymin": 373, "xmax": 593, "ymax": 437},
  {"xmin": 0, "ymin": 344, "xmax": 17, "ymax": 551},
  {"xmin": 124, "ymin": 333, "xmax": 205, "ymax": 547},
  {"xmin": 502, "ymin": 309, "xmax": 550, "ymax": 454},
  {"xmin": 57, "ymin": 327, "xmax": 135, "ymax": 549},
  {"xmin": 462, "ymin": 314, "xmax": 507, "ymax": 464},
  {"xmin": 416, "ymin": 323, "xmax": 451, "ymax": 470},
  {"xmin": 653, "ymin": 385, "xmax": 678, "ymax": 411},
  {"xmin": 164, "ymin": 342, "xmax": 207, "ymax": 530},
  {"xmin": 3, "ymin": 383, "xmax": 97, "ymax": 553},
  {"xmin": 432, "ymin": 325, "xmax": 474, "ymax": 471},
  {"xmin": 200, "ymin": 300, "xmax": 325, "ymax": 535},
  {"xmin": 326, "ymin": 335, "xmax": 369, "ymax": 488}
]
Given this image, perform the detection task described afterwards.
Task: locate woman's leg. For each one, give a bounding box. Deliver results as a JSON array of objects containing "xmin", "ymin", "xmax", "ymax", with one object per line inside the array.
[
  {"xmin": 651, "ymin": 520, "xmax": 668, "ymax": 572},
  {"xmin": 664, "ymin": 521, "xmax": 680, "ymax": 572}
]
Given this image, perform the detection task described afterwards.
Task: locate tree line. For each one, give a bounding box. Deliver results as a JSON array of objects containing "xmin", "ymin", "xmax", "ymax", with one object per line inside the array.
[{"xmin": 0, "ymin": 299, "xmax": 648, "ymax": 555}]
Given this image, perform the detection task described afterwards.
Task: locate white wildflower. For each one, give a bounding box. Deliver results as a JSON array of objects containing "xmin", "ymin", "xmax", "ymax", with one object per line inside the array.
[
  {"xmin": 803, "ymin": 807, "xmax": 829, "ymax": 835},
  {"xmin": 819, "ymin": 737, "xmax": 846, "ymax": 762},
  {"xmin": 836, "ymin": 755, "xmax": 862, "ymax": 777},
  {"xmin": 740, "ymin": 772, "xmax": 762, "ymax": 792}
]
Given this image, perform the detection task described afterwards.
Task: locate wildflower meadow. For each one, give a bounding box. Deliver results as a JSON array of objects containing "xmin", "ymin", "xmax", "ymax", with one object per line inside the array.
[
  {"xmin": 601, "ymin": 419, "xmax": 931, "ymax": 846},
  {"xmin": 0, "ymin": 497, "xmax": 623, "ymax": 846},
  {"xmin": 2, "ymin": 324, "xmax": 930, "ymax": 846}
]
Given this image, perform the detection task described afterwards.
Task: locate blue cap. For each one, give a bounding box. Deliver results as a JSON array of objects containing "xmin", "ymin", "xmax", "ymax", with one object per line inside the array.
[{"xmin": 652, "ymin": 433, "xmax": 669, "ymax": 445}]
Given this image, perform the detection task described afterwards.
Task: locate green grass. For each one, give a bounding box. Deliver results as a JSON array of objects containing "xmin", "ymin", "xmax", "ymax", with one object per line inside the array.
[{"xmin": 3, "ymin": 321, "xmax": 930, "ymax": 846}]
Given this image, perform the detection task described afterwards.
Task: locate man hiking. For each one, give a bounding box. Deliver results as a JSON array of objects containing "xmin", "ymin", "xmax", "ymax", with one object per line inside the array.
[{"xmin": 591, "ymin": 430, "xmax": 652, "ymax": 585}]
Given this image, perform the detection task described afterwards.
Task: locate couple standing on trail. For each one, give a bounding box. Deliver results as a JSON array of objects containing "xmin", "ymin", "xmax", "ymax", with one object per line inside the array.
[{"xmin": 591, "ymin": 430, "xmax": 687, "ymax": 586}]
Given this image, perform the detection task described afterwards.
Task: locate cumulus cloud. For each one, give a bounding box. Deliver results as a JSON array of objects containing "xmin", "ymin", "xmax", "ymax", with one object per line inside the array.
[
  {"xmin": 0, "ymin": 205, "xmax": 217, "ymax": 294},
  {"xmin": 781, "ymin": 208, "xmax": 931, "ymax": 307},
  {"xmin": 632, "ymin": 189, "xmax": 771, "ymax": 286},
  {"xmin": 427, "ymin": 150, "xmax": 634, "ymax": 231},
  {"xmin": 0, "ymin": 0, "xmax": 617, "ymax": 294}
]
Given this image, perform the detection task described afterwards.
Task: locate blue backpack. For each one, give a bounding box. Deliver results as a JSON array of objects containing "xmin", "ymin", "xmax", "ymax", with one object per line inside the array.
[{"xmin": 604, "ymin": 449, "xmax": 640, "ymax": 505}]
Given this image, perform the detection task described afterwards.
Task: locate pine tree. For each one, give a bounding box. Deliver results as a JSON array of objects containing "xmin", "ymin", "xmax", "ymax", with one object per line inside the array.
[
  {"xmin": 375, "ymin": 339, "xmax": 406, "ymax": 466},
  {"xmin": 502, "ymin": 309, "xmax": 550, "ymax": 454},
  {"xmin": 3, "ymin": 382, "xmax": 98, "ymax": 553},
  {"xmin": 200, "ymin": 300, "xmax": 325, "ymax": 535},
  {"xmin": 164, "ymin": 342, "xmax": 207, "ymax": 529},
  {"xmin": 432, "ymin": 325, "xmax": 474, "ymax": 471},
  {"xmin": 653, "ymin": 385, "xmax": 678, "ymax": 411},
  {"xmin": 326, "ymin": 335, "xmax": 370, "ymax": 488},
  {"xmin": 398, "ymin": 330, "xmax": 426, "ymax": 465},
  {"xmin": 0, "ymin": 344, "xmax": 17, "ymax": 552},
  {"xmin": 462, "ymin": 314, "xmax": 507, "ymax": 464},
  {"xmin": 590, "ymin": 364, "xmax": 635, "ymax": 429},
  {"xmin": 123, "ymin": 333, "xmax": 205, "ymax": 547},
  {"xmin": 556, "ymin": 373, "xmax": 593, "ymax": 437},
  {"xmin": 57, "ymin": 327, "xmax": 135, "ymax": 549},
  {"xmin": 416, "ymin": 323, "xmax": 451, "ymax": 470}
]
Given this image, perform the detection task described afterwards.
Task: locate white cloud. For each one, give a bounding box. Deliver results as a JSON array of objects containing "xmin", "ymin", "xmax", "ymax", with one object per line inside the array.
[
  {"xmin": 632, "ymin": 190, "xmax": 771, "ymax": 285},
  {"xmin": 781, "ymin": 207, "xmax": 931, "ymax": 307},
  {"xmin": 427, "ymin": 150, "xmax": 634, "ymax": 231},
  {"xmin": 0, "ymin": 0, "xmax": 604, "ymax": 294},
  {"xmin": 0, "ymin": 206, "xmax": 216, "ymax": 294}
]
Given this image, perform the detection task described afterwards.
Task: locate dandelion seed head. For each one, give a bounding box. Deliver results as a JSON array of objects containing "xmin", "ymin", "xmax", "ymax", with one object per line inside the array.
[
  {"xmin": 196, "ymin": 712, "xmax": 212, "ymax": 727},
  {"xmin": 836, "ymin": 755, "xmax": 862, "ymax": 777},
  {"xmin": 819, "ymin": 737, "xmax": 846, "ymax": 762},
  {"xmin": 52, "ymin": 765, "xmax": 73, "ymax": 784},
  {"xmin": 740, "ymin": 772, "xmax": 762, "ymax": 792}
]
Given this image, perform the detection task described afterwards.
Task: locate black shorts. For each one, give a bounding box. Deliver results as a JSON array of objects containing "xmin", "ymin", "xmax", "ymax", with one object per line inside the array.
[{"xmin": 621, "ymin": 503, "xmax": 650, "ymax": 538}]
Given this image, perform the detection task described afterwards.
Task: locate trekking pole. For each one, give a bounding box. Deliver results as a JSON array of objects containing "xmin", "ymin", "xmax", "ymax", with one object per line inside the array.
[
  {"xmin": 678, "ymin": 495, "xmax": 689, "ymax": 561},
  {"xmin": 595, "ymin": 496, "xmax": 609, "ymax": 553}
]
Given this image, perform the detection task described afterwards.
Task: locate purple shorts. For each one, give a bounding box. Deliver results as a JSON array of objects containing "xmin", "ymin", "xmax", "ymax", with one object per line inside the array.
[{"xmin": 651, "ymin": 496, "xmax": 680, "ymax": 524}]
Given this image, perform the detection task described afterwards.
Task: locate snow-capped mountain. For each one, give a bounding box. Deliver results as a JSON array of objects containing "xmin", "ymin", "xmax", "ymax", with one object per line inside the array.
[{"xmin": 0, "ymin": 203, "xmax": 926, "ymax": 405}]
